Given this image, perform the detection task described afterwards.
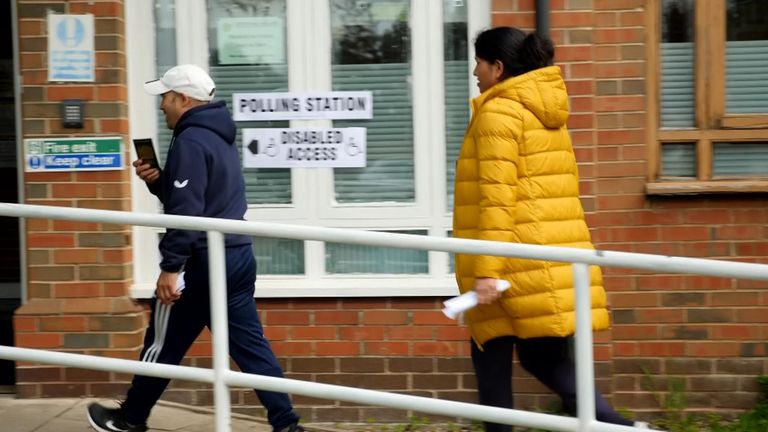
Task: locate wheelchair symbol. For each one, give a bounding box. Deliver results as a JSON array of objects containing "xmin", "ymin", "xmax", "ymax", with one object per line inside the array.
[
  {"xmin": 264, "ymin": 138, "xmax": 278, "ymax": 157},
  {"xmin": 345, "ymin": 137, "xmax": 362, "ymax": 156}
]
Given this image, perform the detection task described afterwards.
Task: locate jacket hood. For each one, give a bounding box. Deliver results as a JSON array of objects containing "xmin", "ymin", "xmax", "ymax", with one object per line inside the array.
[
  {"xmin": 473, "ymin": 65, "xmax": 569, "ymax": 129},
  {"xmin": 174, "ymin": 101, "xmax": 236, "ymax": 144}
]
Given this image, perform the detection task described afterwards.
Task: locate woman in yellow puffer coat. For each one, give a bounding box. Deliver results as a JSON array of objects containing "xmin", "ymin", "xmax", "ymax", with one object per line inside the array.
[{"xmin": 453, "ymin": 27, "xmax": 639, "ymax": 431}]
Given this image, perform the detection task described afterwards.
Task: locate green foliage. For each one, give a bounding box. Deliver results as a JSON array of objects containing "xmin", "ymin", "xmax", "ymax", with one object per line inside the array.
[
  {"xmin": 721, "ymin": 376, "xmax": 768, "ymax": 432},
  {"xmin": 350, "ymin": 378, "xmax": 768, "ymax": 432},
  {"xmin": 641, "ymin": 371, "xmax": 768, "ymax": 432},
  {"xmin": 348, "ymin": 415, "xmax": 483, "ymax": 431}
]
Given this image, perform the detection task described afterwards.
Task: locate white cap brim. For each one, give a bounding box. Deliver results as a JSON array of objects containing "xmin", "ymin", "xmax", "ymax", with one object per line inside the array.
[{"xmin": 144, "ymin": 79, "xmax": 171, "ymax": 96}]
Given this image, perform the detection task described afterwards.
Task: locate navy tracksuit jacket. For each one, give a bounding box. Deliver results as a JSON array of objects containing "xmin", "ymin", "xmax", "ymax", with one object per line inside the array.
[{"xmin": 121, "ymin": 101, "xmax": 299, "ymax": 431}]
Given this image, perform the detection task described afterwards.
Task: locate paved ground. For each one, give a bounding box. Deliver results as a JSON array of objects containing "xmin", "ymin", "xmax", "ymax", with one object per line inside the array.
[{"xmin": 0, "ymin": 396, "xmax": 301, "ymax": 432}]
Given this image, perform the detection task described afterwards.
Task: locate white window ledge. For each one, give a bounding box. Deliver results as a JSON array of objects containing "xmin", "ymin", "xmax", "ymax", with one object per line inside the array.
[{"xmin": 129, "ymin": 276, "xmax": 459, "ymax": 298}]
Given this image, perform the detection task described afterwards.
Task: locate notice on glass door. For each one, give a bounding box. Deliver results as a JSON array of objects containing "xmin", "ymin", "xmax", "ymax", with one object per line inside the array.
[{"xmin": 217, "ymin": 17, "xmax": 285, "ymax": 65}]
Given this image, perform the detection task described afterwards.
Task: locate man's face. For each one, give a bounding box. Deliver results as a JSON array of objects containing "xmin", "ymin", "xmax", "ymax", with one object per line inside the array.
[{"xmin": 159, "ymin": 91, "xmax": 185, "ymax": 129}]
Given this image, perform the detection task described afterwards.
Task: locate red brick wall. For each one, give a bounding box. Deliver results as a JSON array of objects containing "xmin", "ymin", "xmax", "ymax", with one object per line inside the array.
[
  {"xmin": 588, "ymin": 0, "xmax": 768, "ymax": 417},
  {"xmin": 13, "ymin": 0, "xmax": 144, "ymax": 399},
  {"xmin": 163, "ymin": 299, "xmax": 477, "ymax": 422}
]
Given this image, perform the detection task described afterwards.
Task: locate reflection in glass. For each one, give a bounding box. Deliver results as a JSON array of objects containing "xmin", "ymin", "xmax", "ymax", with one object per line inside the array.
[
  {"xmin": 444, "ymin": 0, "xmax": 469, "ymax": 211},
  {"xmin": 725, "ymin": 0, "xmax": 768, "ymax": 113},
  {"xmin": 661, "ymin": 0, "xmax": 693, "ymax": 43},
  {"xmin": 660, "ymin": 0, "xmax": 695, "ymax": 128},
  {"xmin": 326, "ymin": 230, "xmax": 428, "ymax": 274},
  {"xmin": 331, "ymin": 0, "xmax": 414, "ymax": 203},
  {"xmin": 207, "ymin": 0, "xmax": 292, "ymax": 205},
  {"xmin": 252, "ymin": 237, "xmax": 305, "ymax": 275},
  {"xmin": 713, "ymin": 142, "xmax": 768, "ymax": 177},
  {"xmin": 154, "ymin": 0, "xmax": 177, "ymax": 162},
  {"xmin": 331, "ymin": 0, "xmax": 409, "ymax": 64},
  {"xmin": 447, "ymin": 230, "xmax": 454, "ymax": 273},
  {"xmin": 660, "ymin": 143, "xmax": 696, "ymax": 177},
  {"xmin": 726, "ymin": 0, "xmax": 768, "ymax": 41}
]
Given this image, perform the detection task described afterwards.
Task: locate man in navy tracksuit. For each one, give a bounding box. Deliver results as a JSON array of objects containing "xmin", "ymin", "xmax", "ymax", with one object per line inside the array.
[{"xmin": 87, "ymin": 64, "xmax": 303, "ymax": 432}]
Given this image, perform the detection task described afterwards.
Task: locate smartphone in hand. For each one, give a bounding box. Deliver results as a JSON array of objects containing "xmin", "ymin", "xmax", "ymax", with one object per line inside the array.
[{"xmin": 132, "ymin": 138, "xmax": 160, "ymax": 169}]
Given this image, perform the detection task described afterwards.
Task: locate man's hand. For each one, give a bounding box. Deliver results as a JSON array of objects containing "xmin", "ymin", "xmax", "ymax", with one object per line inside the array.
[
  {"xmin": 156, "ymin": 271, "xmax": 181, "ymax": 305},
  {"xmin": 474, "ymin": 277, "xmax": 501, "ymax": 305},
  {"xmin": 133, "ymin": 159, "xmax": 160, "ymax": 184}
]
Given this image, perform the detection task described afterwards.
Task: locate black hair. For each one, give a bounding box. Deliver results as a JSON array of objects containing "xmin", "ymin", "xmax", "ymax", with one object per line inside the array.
[{"xmin": 474, "ymin": 27, "xmax": 555, "ymax": 79}]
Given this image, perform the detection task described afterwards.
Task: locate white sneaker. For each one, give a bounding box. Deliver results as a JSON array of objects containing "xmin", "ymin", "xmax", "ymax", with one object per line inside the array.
[{"xmin": 634, "ymin": 421, "xmax": 650, "ymax": 429}]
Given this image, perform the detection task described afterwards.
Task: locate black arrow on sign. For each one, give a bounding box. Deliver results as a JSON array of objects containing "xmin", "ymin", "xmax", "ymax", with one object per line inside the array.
[{"xmin": 247, "ymin": 139, "xmax": 259, "ymax": 155}]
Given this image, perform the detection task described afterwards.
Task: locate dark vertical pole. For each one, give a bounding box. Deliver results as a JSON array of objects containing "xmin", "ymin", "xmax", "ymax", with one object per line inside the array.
[{"xmin": 535, "ymin": 0, "xmax": 550, "ymax": 39}]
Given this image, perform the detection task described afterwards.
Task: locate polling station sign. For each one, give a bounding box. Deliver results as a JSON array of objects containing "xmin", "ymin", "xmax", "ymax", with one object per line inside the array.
[
  {"xmin": 243, "ymin": 128, "xmax": 366, "ymax": 168},
  {"xmin": 25, "ymin": 137, "xmax": 123, "ymax": 172},
  {"xmin": 233, "ymin": 91, "xmax": 373, "ymax": 121}
]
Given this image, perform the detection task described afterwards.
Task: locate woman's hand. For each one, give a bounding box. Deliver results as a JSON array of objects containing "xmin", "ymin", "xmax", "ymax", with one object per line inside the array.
[{"xmin": 474, "ymin": 277, "xmax": 501, "ymax": 304}]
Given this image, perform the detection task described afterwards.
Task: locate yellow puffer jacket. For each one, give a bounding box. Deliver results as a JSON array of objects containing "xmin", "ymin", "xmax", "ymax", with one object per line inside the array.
[{"xmin": 452, "ymin": 66, "xmax": 609, "ymax": 347}]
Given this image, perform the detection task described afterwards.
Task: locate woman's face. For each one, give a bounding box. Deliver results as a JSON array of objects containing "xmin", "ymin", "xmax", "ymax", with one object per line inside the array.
[{"xmin": 473, "ymin": 57, "xmax": 503, "ymax": 93}]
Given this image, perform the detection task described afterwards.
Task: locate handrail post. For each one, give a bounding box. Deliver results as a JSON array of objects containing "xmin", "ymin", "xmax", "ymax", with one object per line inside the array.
[
  {"xmin": 573, "ymin": 262, "xmax": 596, "ymax": 432},
  {"xmin": 208, "ymin": 231, "xmax": 231, "ymax": 432}
]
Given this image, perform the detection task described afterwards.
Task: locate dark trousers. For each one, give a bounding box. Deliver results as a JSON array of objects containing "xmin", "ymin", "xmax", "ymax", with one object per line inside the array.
[
  {"xmin": 121, "ymin": 245, "xmax": 298, "ymax": 431},
  {"xmin": 471, "ymin": 336, "xmax": 633, "ymax": 432}
]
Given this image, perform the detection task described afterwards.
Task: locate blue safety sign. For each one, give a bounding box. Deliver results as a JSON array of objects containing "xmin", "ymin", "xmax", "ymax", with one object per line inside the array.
[{"xmin": 48, "ymin": 14, "xmax": 95, "ymax": 82}]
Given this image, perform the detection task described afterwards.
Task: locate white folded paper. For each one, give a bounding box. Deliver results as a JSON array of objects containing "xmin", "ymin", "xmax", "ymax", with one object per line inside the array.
[
  {"xmin": 176, "ymin": 271, "xmax": 186, "ymax": 292},
  {"xmin": 442, "ymin": 279, "xmax": 511, "ymax": 320}
]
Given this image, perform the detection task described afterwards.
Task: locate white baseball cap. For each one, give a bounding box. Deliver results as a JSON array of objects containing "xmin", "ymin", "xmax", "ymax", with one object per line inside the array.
[{"xmin": 144, "ymin": 64, "xmax": 215, "ymax": 101}]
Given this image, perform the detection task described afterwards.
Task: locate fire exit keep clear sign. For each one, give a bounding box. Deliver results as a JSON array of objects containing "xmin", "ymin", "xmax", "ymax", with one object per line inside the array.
[{"xmin": 24, "ymin": 137, "xmax": 123, "ymax": 172}]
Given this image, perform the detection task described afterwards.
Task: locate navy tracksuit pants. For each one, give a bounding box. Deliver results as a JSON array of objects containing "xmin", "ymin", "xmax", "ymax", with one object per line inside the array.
[
  {"xmin": 121, "ymin": 245, "xmax": 298, "ymax": 431},
  {"xmin": 471, "ymin": 336, "xmax": 633, "ymax": 432}
]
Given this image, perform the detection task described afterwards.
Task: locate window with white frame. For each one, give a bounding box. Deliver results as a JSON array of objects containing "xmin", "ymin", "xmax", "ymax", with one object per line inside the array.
[{"xmin": 126, "ymin": 0, "xmax": 489, "ymax": 297}]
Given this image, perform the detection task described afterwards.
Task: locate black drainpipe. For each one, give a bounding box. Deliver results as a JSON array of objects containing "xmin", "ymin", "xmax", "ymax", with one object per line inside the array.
[{"xmin": 535, "ymin": 0, "xmax": 551, "ymax": 39}]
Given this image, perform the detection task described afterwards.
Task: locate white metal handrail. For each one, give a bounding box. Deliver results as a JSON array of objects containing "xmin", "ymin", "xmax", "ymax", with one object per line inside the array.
[
  {"xmin": 1, "ymin": 203, "xmax": 766, "ymax": 281},
  {"xmin": 1, "ymin": 203, "xmax": 767, "ymax": 431}
]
